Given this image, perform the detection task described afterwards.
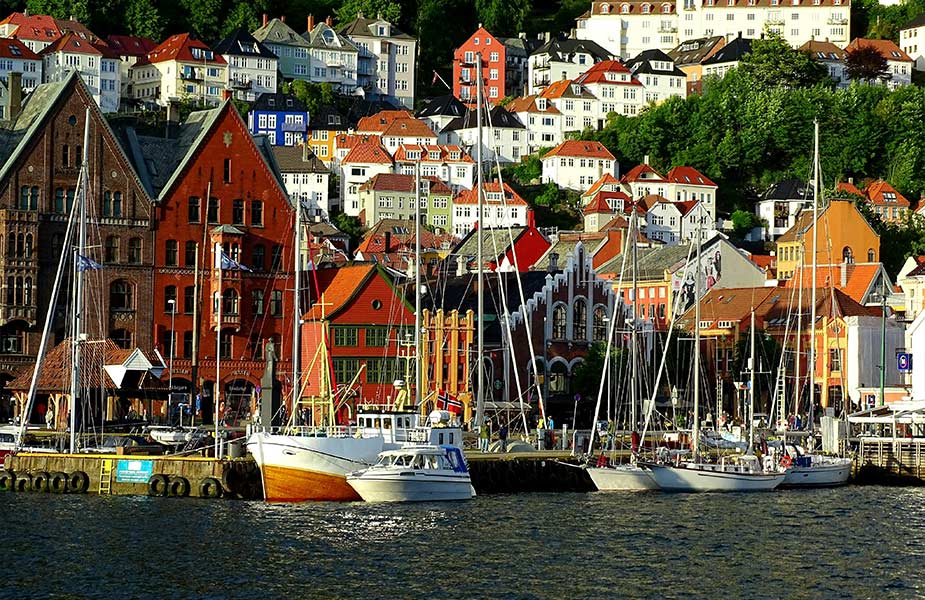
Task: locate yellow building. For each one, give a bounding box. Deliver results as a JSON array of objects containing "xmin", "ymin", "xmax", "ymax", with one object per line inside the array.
[{"xmin": 776, "ymin": 199, "xmax": 880, "ymax": 281}]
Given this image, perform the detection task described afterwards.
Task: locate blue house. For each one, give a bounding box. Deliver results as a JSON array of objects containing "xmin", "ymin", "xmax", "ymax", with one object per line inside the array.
[{"xmin": 247, "ymin": 93, "xmax": 309, "ymax": 146}]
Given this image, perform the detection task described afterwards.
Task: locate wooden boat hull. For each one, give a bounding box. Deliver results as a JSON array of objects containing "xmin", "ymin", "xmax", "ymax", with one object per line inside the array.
[
  {"xmin": 587, "ymin": 465, "xmax": 658, "ymax": 491},
  {"xmin": 644, "ymin": 462, "xmax": 785, "ymax": 492},
  {"xmin": 246, "ymin": 432, "xmax": 384, "ymax": 502},
  {"xmin": 781, "ymin": 457, "xmax": 852, "ymax": 488}
]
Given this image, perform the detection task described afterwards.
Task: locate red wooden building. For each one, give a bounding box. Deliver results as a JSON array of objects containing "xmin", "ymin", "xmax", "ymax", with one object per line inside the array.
[{"xmin": 453, "ymin": 26, "xmax": 507, "ymax": 106}]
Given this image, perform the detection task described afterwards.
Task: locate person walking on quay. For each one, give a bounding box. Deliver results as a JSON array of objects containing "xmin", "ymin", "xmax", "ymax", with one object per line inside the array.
[
  {"xmin": 499, "ymin": 423, "xmax": 508, "ymax": 453},
  {"xmin": 536, "ymin": 415, "xmax": 546, "ymax": 450},
  {"xmin": 479, "ymin": 420, "xmax": 490, "ymax": 452}
]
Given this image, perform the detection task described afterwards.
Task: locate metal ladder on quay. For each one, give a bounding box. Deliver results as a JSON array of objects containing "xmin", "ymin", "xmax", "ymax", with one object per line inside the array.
[{"xmin": 98, "ymin": 459, "xmax": 113, "ymax": 495}]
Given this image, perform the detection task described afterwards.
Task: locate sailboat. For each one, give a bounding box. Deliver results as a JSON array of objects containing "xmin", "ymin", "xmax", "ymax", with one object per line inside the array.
[
  {"xmin": 642, "ymin": 225, "xmax": 785, "ymax": 492},
  {"xmin": 246, "ymin": 160, "xmax": 462, "ymax": 502}
]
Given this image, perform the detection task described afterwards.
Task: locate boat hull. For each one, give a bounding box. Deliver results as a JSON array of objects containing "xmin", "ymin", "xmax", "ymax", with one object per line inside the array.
[
  {"xmin": 587, "ymin": 465, "xmax": 658, "ymax": 491},
  {"xmin": 781, "ymin": 458, "xmax": 852, "ymax": 488},
  {"xmin": 644, "ymin": 463, "xmax": 785, "ymax": 492},
  {"xmin": 347, "ymin": 472, "xmax": 474, "ymax": 502},
  {"xmin": 246, "ymin": 432, "xmax": 384, "ymax": 502}
]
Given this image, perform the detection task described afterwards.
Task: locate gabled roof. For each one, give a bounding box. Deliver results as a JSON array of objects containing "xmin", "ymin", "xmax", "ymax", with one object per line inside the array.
[
  {"xmin": 784, "ymin": 262, "xmax": 887, "ymax": 305},
  {"xmin": 251, "ymin": 93, "xmax": 308, "ymax": 113},
  {"xmin": 583, "ymin": 192, "xmax": 617, "ymax": 215},
  {"xmin": 531, "ymin": 37, "xmax": 612, "ymax": 62},
  {"xmin": 358, "ymin": 218, "xmax": 453, "ymax": 254},
  {"xmin": 702, "ymin": 37, "xmax": 752, "ymax": 66},
  {"xmin": 799, "ymin": 39, "xmax": 847, "ymax": 61},
  {"xmin": 252, "ymin": 17, "xmax": 310, "ymax": 48},
  {"xmin": 342, "ymin": 141, "xmax": 392, "ymax": 164},
  {"xmin": 441, "ymin": 106, "xmax": 525, "ymax": 131},
  {"xmin": 621, "ymin": 163, "xmax": 665, "ymax": 183},
  {"xmin": 454, "ymin": 182, "xmax": 528, "ymax": 205},
  {"xmin": 0, "ymin": 12, "xmax": 60, "ymax": 42},
  {"xmin": 625, "ymin": 49, "xmax": 686, "ymax": 77},
  {"xmin": 303, "ymin": 22, "xmax": 358, "ymax": 52},
  {"xmin": 356, "ymin": 110, "xmax": 415, "ymax": 133},
  {"xmin": 302, "ymin": 264, "xmax": 379, "ymax": 320},
  {"xmin": 763, "ymin": 178, "xmax": 813, "ymax": 202},
  {"xmin": 271, "ymin": 145, "xmax": 329, "ymax": 173},
  {"xmin": 338, "ymin": 14, "xmax": 413, "ymax": 40},
  {"xmin": 141, "ymin": 33, "xmax": 226, "ymax": 65},
  {"xmin": 40, "ymin": 32, "xmax": 119, "ymax": 58},
  {"xmin": 0, "ymin": 38, "xmax": 39, "ymax": 60},
  {"xmin": 668, "ymin": 36, "xmax": 726, "ymax": 67},
  {"xmin": 416, "ymin": 95, "xmax": 467, "ymax": 119},
  {"xmin": 359, "ymin": 173, "xmax": 451, "ymax": 194},
  {"xmin": 835, "ymin": 180, "xmax": 864, "ymax": 197},
  {"xmin": 865, "ymin": 180, "xmax": 910, "ymax": 207},
  {"xmin": 506, "ymin": 95, "xmax": 562, "ymax": 114},
  {"xmin": 584, "ymin": 173, "xmax": 620, "ymax": 197},
  {"xmin": 213, "ymin": 28, "xmax": 278, "ymax": 59},
  {"xmin": 380, "ymin": 118, "xmax": 438, "ymax": 139},
  {"xmin": 665, "ymin": 166, "xmax": 716, "ymax": 187},
  {"xmin": 846, "ymin": 38, "xmax": 912, "ymax": 62},
  {"xmin": 574, "ymin": 60, "xmax": 642, "ymax": 86},
  {"xmin": 106, "ymin": 34, "xmax": 157, "ymax": 57},
  {"xmin": 543, "ymin": 140, "xmax": 614, "ymax": 160}
]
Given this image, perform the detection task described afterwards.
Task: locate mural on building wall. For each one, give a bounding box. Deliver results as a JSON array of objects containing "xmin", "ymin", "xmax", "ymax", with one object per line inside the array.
[{"xmin": 672, "ymin": 245, "xmax": 723, "ymax": 314}]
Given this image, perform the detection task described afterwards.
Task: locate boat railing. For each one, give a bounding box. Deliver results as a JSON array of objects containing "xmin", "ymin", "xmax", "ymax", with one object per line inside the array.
[{"xmin": 284, "ymin": 425, "xmax": 353, "ymax": 438}]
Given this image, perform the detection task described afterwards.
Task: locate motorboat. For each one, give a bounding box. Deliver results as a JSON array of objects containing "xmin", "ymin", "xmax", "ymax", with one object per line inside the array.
[
  {"xmin": 642, "ymin": 455, "xmax": 786, "ymax": 492},
  {"xmin": 147, "ymin": 426, "xmax": 210, "ymax": 448},
  {"xmin": 346, "ymin": 445, "xmax": 474, "ymax": 502}
]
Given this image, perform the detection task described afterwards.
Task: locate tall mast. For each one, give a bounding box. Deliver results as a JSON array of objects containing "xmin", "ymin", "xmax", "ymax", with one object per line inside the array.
[
  {"xmin": 630, "ymin": 201, "xmax": 639, "ymax": 431},
  {"xmin": 809, "ymin": 119, "xmax": 819, "ymax": 424},
  {"xmin": 292, "ymin": 191, "xmax": 303, "ymax": 423},
  {"xmin": 474, "ymin": 51, "xmax": 485, "ymax": 431},
  {"xmin": 214, "ymin": 241, "xmax": 222, "ymax": 456},
  {"xmin": 748, "ymin": 308, "xmax": 756, "ymax": 453},
  {"xmin": 692, "ymin": 215, "xmax": 702, "ymax": 461},
  {"xmin": 415, "ymin": 160, "xmax": 422, "ymax": 408},
  {"xmin": 69, "ymin": 109, "xmax": 90, "ymax": 453}
]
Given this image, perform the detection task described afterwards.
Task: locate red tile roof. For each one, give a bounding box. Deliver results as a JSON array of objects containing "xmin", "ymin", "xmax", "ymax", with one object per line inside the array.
[
  {"xmin": 357, "ymin": 219, "xmax": 454, "ymax": 254},
  {"xmin": 40, "ymin": 32, "xmax": 119, "ymax": 58},
  {"xmin": 359, "ymin": 173, "xmax": 451, "ymax": 194},
  {"xmin": 356, "ymin": 110, "xmax": 415, "ymax": 133},
  {"xmin": 302, "ymin": 265, "xmax": 377, "ymax": 320},
  {"xmin": 543, "ymin": 140, "xmax": 615, "ymax": 160},
  {"xmin": 836, "ymin": 181, "xmax": 864, "ymax": 197},
  {"xmin": 0, "ymin": 38, "xmax": 39, "ymax": 60},
  {"xmin": 506, "ymin": 95, "xmax": 561, "ymax": 114},
  {"xmin": 539, "ymin": 79, "xmax": 573, "ymax": 98},
  {"xmin": 381, "ymin": 117, "xmax": 438, "ymax": 139},
  {"xmin": 343, "ymin": 142, "xmax": 393, "ymax": 164},
  {"xmin": 665, "ymin": 166, "xmax": 716, "ymax": 187},
  {"xmin": 455, "ymin": 182, "xmax": 528, "ymax": 205},
  {"xmin": 621, "ymin": 164, "xmax": 665, "ymax": 183},
  {"xmin": 784, "ymin": 262, "xmax": 883, "ymax": 305},
  {"xmin": 846, "ymin": 38, "xmax": 913, "ymax": 62},
  {"xmin": 107, "ymin": 34, "xmax": 157, "ymax": 57},
  {"xmin": 584, "ymin": 173, "xmax": 620, "ymax": 197},
  {"xmin": 583, "ymin": 192, "xmax": 616, "ymax": 215},
  {"xmin": 0, "ymin": 12, "xmax": 60, "ymax": 42},
  {"xmin": 865, "ymin": 180, "xmax": 910, "ymax": 207},
  {"xmin": 574, "ymin": 60, "xmax": 642, "ymax": 86},
  {"xmin": 335, "ymin": 134, "xmax": 382, "ymax": 151},
  {"xmin": 141, "ymin": 33, "xmax": 226, "ymax": 65},
  {"xmin": 393, "ymin": 144, "xmax": 473, "ymax": 163}
]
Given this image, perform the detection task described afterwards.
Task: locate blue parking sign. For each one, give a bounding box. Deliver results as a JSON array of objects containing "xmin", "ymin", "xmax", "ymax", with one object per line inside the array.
[{"xmin": 898, "ymin": 353, "xmax": 912, "ymax": 372}]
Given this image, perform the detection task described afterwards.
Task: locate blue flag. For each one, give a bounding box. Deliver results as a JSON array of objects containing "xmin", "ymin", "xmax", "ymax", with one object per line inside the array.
[
  {"xmin": 220, "ymin": 250, "xmax": 252, "ymax": 271},
  {"xmin": 76, "ymin": 254, "xmax": 103, "ymax": 272}
]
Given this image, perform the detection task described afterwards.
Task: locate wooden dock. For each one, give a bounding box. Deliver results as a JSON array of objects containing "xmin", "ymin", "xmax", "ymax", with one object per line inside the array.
[{"xmin": 853, "ymin": 438, "xmax": 925, "ymax": 485}]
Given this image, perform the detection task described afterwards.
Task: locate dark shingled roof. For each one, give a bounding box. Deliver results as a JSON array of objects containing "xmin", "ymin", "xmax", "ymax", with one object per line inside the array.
[
  {"xmin": 213, "ymin": 28, "xmax": 278, "ymax": 59},
  {"xmin": 416, "ymin": 95, "xmax": 467, "ymax": 119},
  {"xmin": 271, "ymin": 145, "xmax": 329, "ymax": 173},
  {"xmin": 530, "ymin": 37, "xmax": 612, "ymax": 62},
  {"xmin": 702, "ymin": 37, "xmax": 753, "ymax": 66},
  {"xmin": 251, "ymin": 93, "xmax": 308, "ymax": 113},
  {"xmin": 762, "ymin": 179, "xmax": 812, "ymax": 202},
  {"xmin": 626, "ymin": 49, "xmax": 686, "ymax": 77},
  {"xmin": 442, "ymin": 106, "xmax": 525, "ymax": 132}
]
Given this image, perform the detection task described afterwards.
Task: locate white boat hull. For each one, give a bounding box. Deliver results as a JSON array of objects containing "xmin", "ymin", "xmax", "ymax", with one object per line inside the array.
[
  {"xmin": 645, "ymin": 462, "xmax": 785, "ymax": 492},
  {"xmin": 347, "ymin": 472, "xmax": 474, "ymax": 502},
  {"xmin": 246, "ymin": 432, "xmax": 384, "ymax": 502},
  {"xmin": 782, "ymin": 458, "xmax": 852, "ymax": 488},
  {"xmin": 587, "ymin": 465, "xmax": 658, "ymax": 491}
]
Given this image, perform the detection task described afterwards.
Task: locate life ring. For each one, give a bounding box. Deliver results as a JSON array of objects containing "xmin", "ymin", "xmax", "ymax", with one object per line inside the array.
[
  {"xmin": 31, "ymin": 471, "xmax": 50, "ymax": 493},
  {"xmin": 0, "ymin": 470, "xmax": 14, "ymax": 492},
  {"xmin": 199, "ymin": 477, "xmax": 223, "ymax": 499},
  {"xmin": 168, "ymin": 476, "xmax": 191, "ymax": 498},
  {"xmin": 49, "ymin": 472, "xmax": 68, "ymax": 494},
  {"xmin": 780, "ymin": 455, "xmax": 793, "ymax": 468},
  {"xmin": 147, "ymin": 473, "xmax": 170, "ymax": 497},
  {"xmin": 67, "ymin": 471, "xmax": 90, "ymax": 494},
  {"xmin": 13, "ymin": 473, "xmax": 32, "ymax": 492}
]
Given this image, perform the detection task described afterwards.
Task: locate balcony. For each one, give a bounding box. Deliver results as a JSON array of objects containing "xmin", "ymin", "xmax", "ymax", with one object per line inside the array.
[
  {"xmin": 231, "ymin": 78, "xmax": 252, "ymax": 90},
  {"xmin": 180, "ymin": 70, "xmax": 202, "ymax": 82},
  {"xmin": 827, "ymin": 17, "xmax": 848, "ymax": 25},
  {"xmin": 659, "ymin": 24, "xmax": 678, "ymax": 33},
  {"xmin": 211, "ymin": 311, "xmax": 241, "ymax": 331}
]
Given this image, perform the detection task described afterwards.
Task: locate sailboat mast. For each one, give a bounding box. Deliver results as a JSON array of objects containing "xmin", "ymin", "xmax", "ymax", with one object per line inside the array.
[
  {"xmin": 692, "ymin": 217, "xmax": 702, "ymax": 460},
  {"xmin": 292, "ymin": 191, "xmax": 303, "ymax": 423},
  {"xmin": 214, "ymin": 241, "xmax": 222, "ymax": 456},
  {"xmin": 809, "ymin": 119, "xmax": 819, "ymax": 425},
  {"xmin": 69, "ymin": 109, "xmax": 90, "ymax": 454},
  {"xmin": 415, "ymin": 160, "xmax": 422, "ymax": 408},
  {"xmin": 474, "ymin": 51, "xmax": 485, "ymax": 432},
  {"xmin": 630, "ymin": 201, "xmax": 639, "ymax": 431},
  {"xmin": 748, "ymin": 308, "xmax": 756, "ymax": 453}
]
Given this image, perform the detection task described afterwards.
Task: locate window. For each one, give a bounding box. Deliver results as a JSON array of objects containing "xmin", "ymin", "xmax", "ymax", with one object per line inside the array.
[
  {"xmin": 868, "ymin": 248, "xmax": 875, "ymax": 262},
  {"xmin": 184, "ymin": 286, "xmax": 195, "ymax": 314},
  {"xmin": 188, "ymin": 197, "xmax": 201, "ymax": 223},
  {"xmin": 252, "ymin": 244, "xmax": 265, "ymax": 271},
  {"xmin": 593, "ymin": 306, "xmax": 607, "ymax": 341},
  {"xmin": 573, "ymin": 298, "xmax": 587, "ymax": 339},
  {"xmin": 110, "ymin": 280, "xmax": 133, "ymax": 310},
  {"xmin": 366, "ymin": 327, "xmax": 387, "ymax": 346},
  {"xmin": 62, "ymin": 144, "xmax": 69, "ymax": 168},
  {"xmin": 128, "ymin": 238, "xmax": 142, "ymax": 264},
  {"xmin": 54, "ymin": 188, "xmax": 65, "ymax": 213},
  {"xmin": 251, "ymin": 201, "xmax": 264, "ymax": 226},
  {"xmin": 219, "ymin": 331, "xmax": 232, "ymax": 359},
  {"xmin": 183, "ymin": 331, "xmax": 193, "ymax": 358},
  {"xmin": 207, "ymin": 197, "xmax": 219, "ymax": 223},
  {"xmin": 105, "ymin": 236, "xmax": 119, "ymax": 262},
  {"xmin": 829, "ymin": 348, "xmax": 842, "ymax": 372},
  {"xmin": 232, "ymin": 199, "xmax": 245, "ymax": 225},
  {"xmin": 185, "ymin": 241, "xmax": 197, "ymax": 266},
  {"xmin": 842, "ymin": 246, "xmax": 854, "ymax": 264},
  {"xmin": 165, "ymin": 240, "xmax": 178, "ymax": 266},
  {"xmin": 111, "ymin": 329, "xmax": 132, "ymax": 349},
  {"xmin": 552, "ymin": 304, "xmax": 567, "ymax": 339},
  {"xmin": 333, "ymin": 326, "xmax": 358, "ymax": 346},
  {"xmin": 252, "ymin": 289, "xmax": 265, "ymax": 315},
  {"xmin": 165, "ymin": 285, "xmax": 177, "ymax": 312},
  {"xmin": 270, "ymin": 290, "xmax": 283, "ymax": 316},
  {"xmin": 271, "ymin": 244, "xmax": 283, "ymax": 271},
  {"xmin": 222, "ymin": 289, "xmax": 239, "ymax": 315}
]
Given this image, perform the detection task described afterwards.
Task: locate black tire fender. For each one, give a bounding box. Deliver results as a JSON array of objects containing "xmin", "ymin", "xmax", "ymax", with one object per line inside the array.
[
  {"xmin": 168, "ymin": 476, "xmax": 190, "ymax": 498},
  {"xmin": 49, "ymin": 472, "xmax": 68, "ymax": 494},
  {"xmin": 199, "ymin": 476, "xmax": 223, "ymax": 499},
  {"xmin": 31, "ymin": 471, "xmax": 49, "ymax": 493},
  {"xmin": 147, "ymin": 473, "xmax": 170, "ymax": 497},
  {"xmin": 66, "ymin": 471, "xmax": 90, "ymax": 494}
]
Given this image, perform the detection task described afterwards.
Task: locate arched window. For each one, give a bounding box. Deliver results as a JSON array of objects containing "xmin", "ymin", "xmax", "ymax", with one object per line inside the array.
[
  {"xmin": 601, "ymin": 3, "xmax": 611, "ymax": 12},
  {"xmin": 24, "ymin": 233, "xmax": 32, "ymax": 258},
  {"xmin": 868, "ymin": 248, "xmax": 875, "ymax": 262},
  {"xmin": 128, "ymin": 238, "xmax": 142, "ymax": 264},
  {"xmin": 111, "ymin": 328, "xmax": 132, "ymax": 349},
  {"xmin": 549, "ymin": 361, "xmax": 568, "ymax": 394},
  {"xmin": 842, "ymin": 246, "xmax": 854, "ymax": 264},
  {"xmin": 105, "ymin": 236, "xmax": 119, "ymax": 263},
  {"xmin": 15, "ymin": 233, "xmax": 24, "ymax": 257},
  {"xmin": 573, "ymin": 297, "xmax": 587, "ymax": 340},
  {"xmin": 14, "ymin": 276, "xmax": 23, "ymax": 305},
  {"xmin": 222, "ymin": 289, "xmax": 239, "ymax": 315},
  {"xmin": 5, "ymin": 235, "xmax": 13, "ymax": 258},
  {"xmin": 164, "ymin": 285, "xmax": 177, "ymax": 313},
  {"xmin": 24, "ymin": 277, "xmax": 32, "ymax": 306},
  {"xmin": 103, "ymin": 191, "xmax": 112, "ymax": 216},
  {"xmin": 593, "ymin": 306, "xmax": 607, "ymax": 341},
  {"xmin": 621, "ymin": 3, "xmax": 630, "ymax": 12},
  {"xmin": 110, "ymin": 280, "xmax": 133, "ymax": 310},
  {"xmin": 552, "ymin": 304, "xmax": 567, "ymax": 339},
  {"xmin": 642, "ymin": 3, "xmax": 651, "ymax": 13}
]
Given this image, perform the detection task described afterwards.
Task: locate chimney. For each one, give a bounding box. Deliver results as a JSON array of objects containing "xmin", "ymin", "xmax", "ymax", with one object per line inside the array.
[
  {"xmin": 643, "ymin": 154, "xmax": 650, "ymax": 165},
  {"xmin": 262, "ymin": 13, "xmax": 268, "ymax": 26},
  {"xmin": 307, "ymin": 15, "xmax": 315, "ymax": 32},
  {"xmin": 840, "ymin": 261, "xmax": 848, "ymax": 288},
  {"xmin": 456, "ymin": 256, "xmax": 466, "ymax": 277},
  {"xmin": 280, "ymin": 15, "xmax": 286, "ymax": 23},
  {"xmin": 848, "ymin": 176, "xmax": 854, "ymax": 185},
  {"xmin": 222, "ymin": 89, "xmax": 232, "ymax": 101},
  {"xmin": 548, "ymin": 252, "xmax": 559, "ymax": 272},
  {"xmin": 384, "ymin": 231, "xmax": 392, "ymax": 251},
  {"xmin": 326, "ymin": 16, "xmax": 332, "ymax": 26},
  {"xmin": 544, "ymin": 31, "xmax": 551, "ymax": 43},
  {"xmin": 358, "ymin": 11, "xmax": 364, "ymax": 19},
  {"xmin": 7, "ymin": 72, "xmax": 23, "ymax": 121},
  {"xmin": 527, "ymin": 208, "xmax": 536, "ymax": 228}
]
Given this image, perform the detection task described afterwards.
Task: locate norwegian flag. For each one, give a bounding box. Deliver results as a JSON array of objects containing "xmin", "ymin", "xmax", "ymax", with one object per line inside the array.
[{"xmin": 436, "ymin": 389, "xmax": 463, "ymax": 414}]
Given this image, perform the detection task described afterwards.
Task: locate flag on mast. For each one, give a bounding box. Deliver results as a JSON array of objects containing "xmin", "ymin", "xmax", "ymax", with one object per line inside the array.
[
  {"xmin": 437, "ymin": 389, "xmax": 463, "ymax": 414},
  {"xmin": 76, "ymin": 254, "xmax": 104, "ymax": 271},
  {"xmin": 219, "ymin": 250, "xmax": 252, "ymax": 271}
]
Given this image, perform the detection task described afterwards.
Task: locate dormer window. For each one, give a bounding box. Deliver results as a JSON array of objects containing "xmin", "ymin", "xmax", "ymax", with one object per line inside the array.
[
  {"xmin": 642, "ymin": 3, "xmax": 651, "ymax": 12},
  {"xmin": 537, "ymin": 98, "xmax": 547, "ymax": 110},
  {"xmin": 727, "ymin": 0, "xmax": 734, "ymax": 6},
  {"xmin": 428, "ymin": 150, "xmax": 440, "ymax": 160},
  {"xmin": 621, "ymin": 3, "xmax": 630, "ymax": 12},
  {"xmin": 661, "ymin": 3, "xmax": 671, "ymax": 12},
  {"xmin": 601, "ymin": 3, "xmax": 611, "ymax": 13},
  {"xmin": 449, "ymin": 151, "xmax": 461, "ymax": 160}
]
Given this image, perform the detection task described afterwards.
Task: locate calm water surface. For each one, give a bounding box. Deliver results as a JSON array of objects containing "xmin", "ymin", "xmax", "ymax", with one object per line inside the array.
[{"xmin": 3, "ymin": 487, "xmax": 924, "ymax": 599}]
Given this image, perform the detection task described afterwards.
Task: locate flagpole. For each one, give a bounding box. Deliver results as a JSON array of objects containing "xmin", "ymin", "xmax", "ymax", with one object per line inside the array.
[{"xmin": 214, "ymin": 241, "xmax": 221, "ymax": 457}]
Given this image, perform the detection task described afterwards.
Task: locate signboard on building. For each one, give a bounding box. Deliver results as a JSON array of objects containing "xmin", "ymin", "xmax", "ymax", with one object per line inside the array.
[
  {"xmin": 115, "ymin": 459, "xmax": 155, "ymax": 483},
  {"xmin": 898, "ymin": 353, "xmax": 913, "ymax": 373}
]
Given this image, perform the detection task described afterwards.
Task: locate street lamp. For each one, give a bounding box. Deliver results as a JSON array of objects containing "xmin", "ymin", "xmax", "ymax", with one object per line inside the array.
[{"xmin": 167, "ymin": 298, "xmax": 176, "ymax": 426}]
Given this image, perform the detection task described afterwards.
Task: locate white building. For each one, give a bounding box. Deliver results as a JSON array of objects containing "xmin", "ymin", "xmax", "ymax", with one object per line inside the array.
[
  {"xmin": 41, "ymin": 32, "xmax": 121, "ymax": 112},
  {"xmin": 899, "ymin": 15, "xmax": 925, "ymax": 71},
  {"xmin": 664, "ymin": 166, "xmax": 716, "ymax": 220},
  {"xmin": 339, "ymin": 13, "xmax": 417, "ymax": 109},
  {"xmin": 845, "ymin": 38, "xmax": 913, "ymax": 89},
  {"xmin": 393, "ymin": 144, "xmax": 476, "ymax": 193},
  {"xmin": 757, "ymin": 179, "xmax": 812, "ymax": 240},
  {"xmin": 213, "ymin": 28, "xmax": 278, "ymax": 102},
  {"xmin": 106, "ymin": 35, "xmax": 156, "ymax": 104},
  {"xmin": 340, "ymin": 140, "xmax": 394, "ymax": 216},
  {"xmin": 541, "ymin": 140, "xmax": 618, "ymax": 191},
  {"xmin": 272, "ymin": 145, "xmax": 334, "ymax": 220},
  {"xmin": 800, "ymin": 39, "xmax": 848, "ymax": 87},
  {"xmin": 451, "ymin": 182, "xmax": 529, "ymax": 237},
  {"xmin": 131, "ymin": 33, "xmax": 227, "ymax": 107},
  {"xmin": 440, "ymin": 106, "xmax": 528, "ymax": 165},
  {"xmin": 898, "ymin": 256, "xmax": 925, "ymax": 322},
  {"xmin": 303, "ymin": 20, "xmax": 359, "ymax": 95},
  {"xmin": 625, "ymin": 49, "xmax": 687, "ymax": 103},
  {"xmin": 0, "ymin": 38, "xmax": 42, "ymax": 91},
  {"xmin": 646, "ymin": 197, "xmax": 712, "ymax": 244},
  {"xmin": 574, "ymin": 0, "xmax": 680, "ymax": 60},
  {"xmin": 528, "ymin": 36, "xmax": 613, "ymax": 94},
  {"xmin": 573, "ymin": 60, "xmax": 645, "ymax": 117},
  {"xmin": 506, "ymin": 95, "xmax": 564, "ymax": 154},
  {"xmin": 539, "ymin": 79, "xmax": 602, "ymax": 132}
]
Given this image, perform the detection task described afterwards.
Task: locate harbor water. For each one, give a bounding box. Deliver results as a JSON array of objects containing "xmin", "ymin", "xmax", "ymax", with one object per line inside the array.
[{"xmin": 4, "ymin": 486, "xmax": 925, "ymax": 599}]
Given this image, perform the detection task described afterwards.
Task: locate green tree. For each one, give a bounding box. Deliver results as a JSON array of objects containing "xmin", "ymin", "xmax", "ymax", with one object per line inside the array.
[
  {"xmin": 26, "ymin": 0, "xmax": 87, "ymax": 21},
  {"xmin": 124, "ymin": 0, "xmax": 164, "ymax": 41},
  {"xmin": 221, "ymin": 2, "xmax": 264, "ymax": 38},
  {"xmin": 738, "ymin": 32, "xmax": 829, "ymax": 89},
  {"xmin": 845, "ymin": 46, "xmax": 890, "ymax": 83},
  {"xmin": 335, "ymin": 0, "xmax": 401, "ymax": 25},
  {"xmin": 475, "ymin": 0, "xmax": 530, "ymax": 36},
  {"xmin": 181, "ymin": 0, "xmax": 222, "ymax": 40},
  {"xmin": 571, "ymin": 343, "xmax": 627, "ymax": 403},
  {"xmin": 332, "ymin": 212, "xmax": 366, "ymax": 249},
  {"xmin": 731, "ymin": 210, "xmax": 762, "ymax": 239},
  {"xmin": 289, "ymin": 80, "xmax": 335, "ymax": 118}
]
